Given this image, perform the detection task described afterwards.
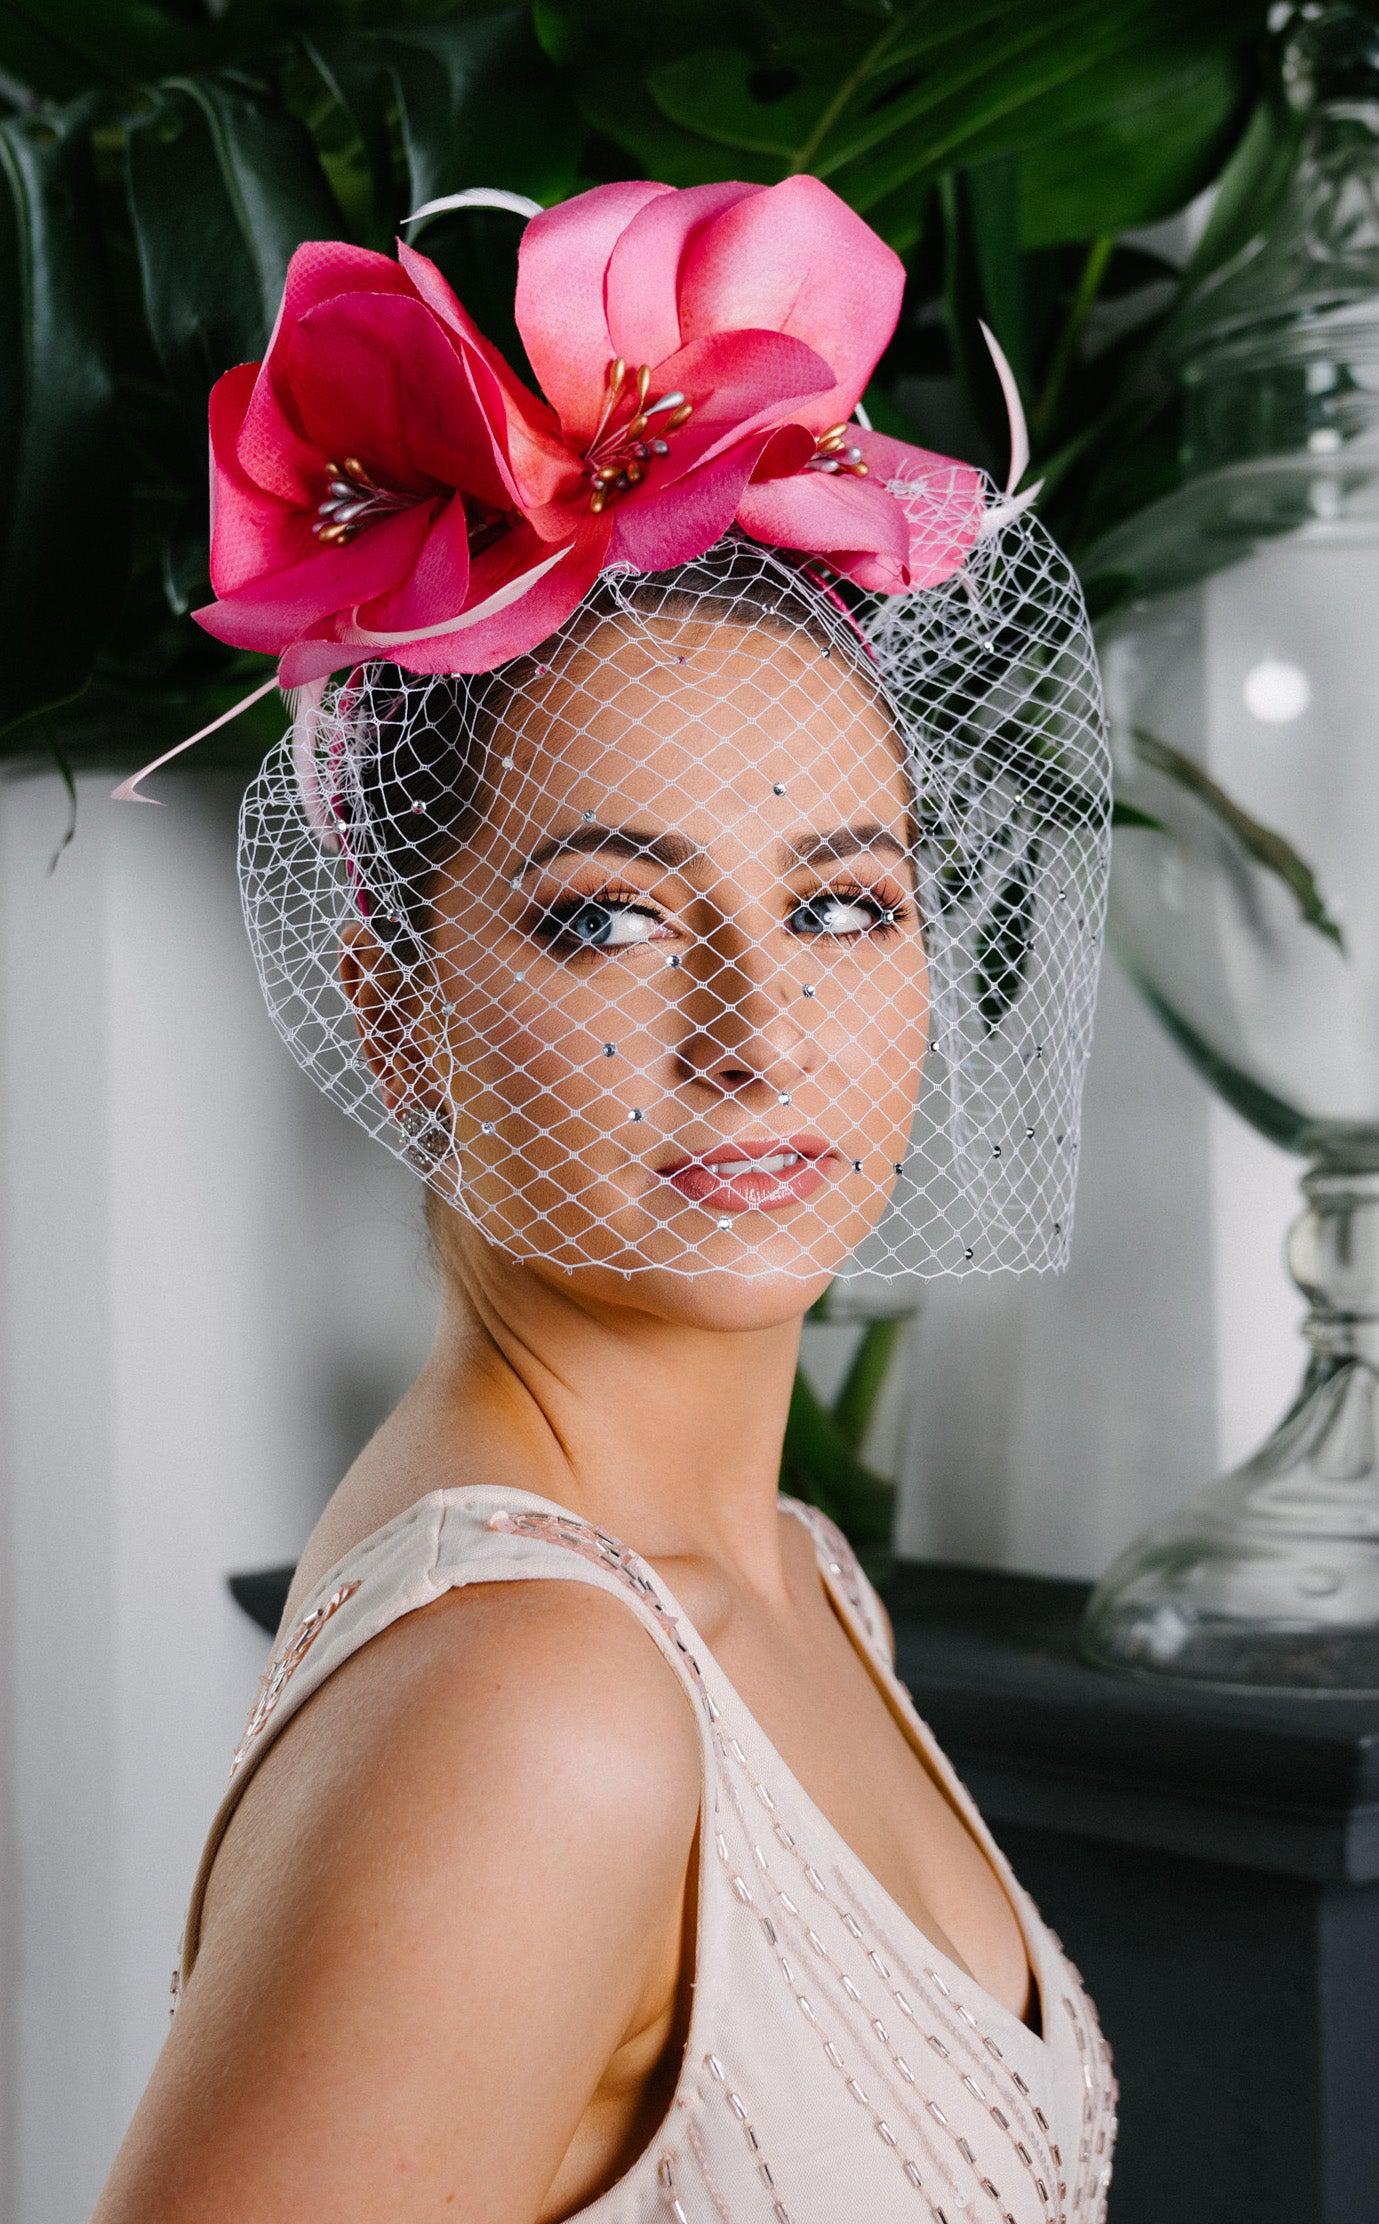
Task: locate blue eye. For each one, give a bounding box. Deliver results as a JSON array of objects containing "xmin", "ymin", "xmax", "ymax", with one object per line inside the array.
[
  {"xmin": 791, "ymin": 889, "xmax": 903, "ymax": 937},
  {"xmin": 529, "ymin": 879, "xmax": 909, "ymax": 957},
  {"xmin": 534, "ymin": 893, "xmax": 666, "ymax": 952}
]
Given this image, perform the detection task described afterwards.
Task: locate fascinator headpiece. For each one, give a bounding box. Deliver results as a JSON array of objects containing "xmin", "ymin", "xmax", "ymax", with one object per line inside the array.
[{"xmin": 114, "ymin": 177, "xmax": 1111, "ymax": 1283}]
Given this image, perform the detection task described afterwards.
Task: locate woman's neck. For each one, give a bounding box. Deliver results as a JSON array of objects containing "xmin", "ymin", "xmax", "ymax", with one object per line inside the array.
[{"xmin": 406, "ymin": 1247, "xmax": 809, "ymax": 1603}]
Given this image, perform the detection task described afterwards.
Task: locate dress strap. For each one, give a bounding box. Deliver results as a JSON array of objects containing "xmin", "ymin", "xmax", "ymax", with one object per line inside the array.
[
  {"xmin": 171, "ymin": 1483, "xmax": 723, "ymax": 2018},
  {"xmin": 779, "ymin": 1494, "xmax": 895, "ymax": 1667}
]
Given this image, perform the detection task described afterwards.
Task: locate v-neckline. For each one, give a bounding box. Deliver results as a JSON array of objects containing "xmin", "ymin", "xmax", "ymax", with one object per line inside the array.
[
  {"xmin": 772, "ymin": 1495, "xmax": 1052, "ymax": 2060},
  {"xmin": 300, "ymin": 1481, "xmax": 1054, "ymax": 2063},
  {"xmin": 451, "ymin": 1480, "xmax": 1052, "ymax": 2062}
]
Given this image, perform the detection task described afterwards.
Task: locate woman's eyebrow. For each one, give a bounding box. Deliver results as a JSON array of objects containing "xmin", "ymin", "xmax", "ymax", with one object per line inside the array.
[
  {"xmin": 518, "ymin": 819, "xmax": 910, "ymax": 877},
  {"xmin": 786, "ymin": 821, "xmax": 909, "ymax": 871}
]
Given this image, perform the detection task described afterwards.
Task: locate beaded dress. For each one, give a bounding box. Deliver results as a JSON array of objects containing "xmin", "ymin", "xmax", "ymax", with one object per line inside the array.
[{"xmin": 172, "ymin": 1485, "xmax": 1118, "ymax": 2223}]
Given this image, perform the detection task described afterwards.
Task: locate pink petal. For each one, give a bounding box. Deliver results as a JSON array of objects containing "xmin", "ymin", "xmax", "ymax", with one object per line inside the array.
[
  {"xmin": 587, "ymin": 330, "xmax": 834, "ymax": 574},
  {"xmin": 271, "ymin": 239, "xmax": 414, "ymax": 334},
  {"xmin": 277, "ymin": 293, "xmax": 513, "ymax": 510},
  {"xmin": 678, "ymin": 176, "xmax": 903, "ymax": 433},
  {"xmin": 630, "ymin": 327, "xmax": 835, "ymax": 481},
  {"xmin": 235, "ymin": 361, "xmax": 322, "ymax": 509},
  {"xmin": 747, "ymin": 423, "xmax": 817, "ymax": 479},
  {"xmin": 848, "ymin": 429, "xmax": 985, "ymax": 588},
  {"xmin": 396, "ymin": 240, "xmax": 555, "ymax": 437},
  {"xmin": 520, "ymin": 472, "xmax": 596, "ymax": 548},
  {"xmin": 354, "ymin": 492, "xmax": 471, "ymax": 633},
  {"xmin": 271, "ymin": 520, "xmax": 609, "ymax": 686},
  {"xmin": 515, "ymin": 181, "xmax": 671, "ymax": 441},
  {"xmin": 208, "ymin": 364, "xmax": 315, "ymax": 594},
  {"xmin": 396, "ymin": 239, "xmax": 567, "ymax": 509},
  {"xmin": 735, "ymin": 466, "xmax": 911, "ymax": 570},
  {"xmin": 607, "ymin": 430, "xmax": 775, "ymax": 572},
  {"xmin": 193, "ymin": 504, "xmax": 433, "ymax": 654},
  {"xmin": 240, "ymin": 241, "xmax": 416, "ymax": 505},
  {"xmin": 277, "ymin": 633, "xmax": 364, "ymax": 688},
  {"xmin": 605, "ymin": 182, "xmax": 760, "ymax": 370},
  {"xmin": 824, "ymin": 548, "xmax": 912, "ymax": 592},
  {"xmin": 376, "ymin": 518, "xmax": 610, "ymax": 675}
]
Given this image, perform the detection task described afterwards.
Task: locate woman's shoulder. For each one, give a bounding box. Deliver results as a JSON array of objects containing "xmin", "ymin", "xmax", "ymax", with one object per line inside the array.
[
  {"xmin": 176, "ymin": 1483, "xmax": 713, "ymax": 2001},
  {"xmin": 121, "ymin": 1519, "xmax": 710, "ymax": 2224},
  {"xmin": 264, "ymin": 1470, "xmax": 629, "ymax": 1645},
  {"xmin": 217, "ymin": 1537, "xmax": 709, "ymax": 1903}
]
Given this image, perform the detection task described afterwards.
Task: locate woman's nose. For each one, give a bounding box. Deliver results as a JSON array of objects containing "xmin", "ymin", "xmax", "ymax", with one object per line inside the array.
[{"xmin": 674, "ymin": 929, "xmax": 819, "ymax": 1100}]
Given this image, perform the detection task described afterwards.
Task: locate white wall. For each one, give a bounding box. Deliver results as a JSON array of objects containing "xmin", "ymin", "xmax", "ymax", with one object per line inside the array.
[
  {"xmin": 893, "ymin": 944, "xmax": 1303, "ymax": 1577},
  {"xmin": 0, "ymin": 754, "xmax": 1303, "ymax": 2223},
  {"xmin": 0, "ymin": 765, "xmax": 436, "ymax": 2224}
]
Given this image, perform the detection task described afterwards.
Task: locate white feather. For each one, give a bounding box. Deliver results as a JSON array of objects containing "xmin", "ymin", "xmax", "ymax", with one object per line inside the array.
[
  {"xmin": 977, "ymin": 316, "xmax": 1030, "ymax": 496},
  {"xmin": 403, "ymin": 186, "xmax": 545, "ymax": 228},
  {"xmin": 974, "ymin": 479, "xmax": 1045, "ymax": 542}
]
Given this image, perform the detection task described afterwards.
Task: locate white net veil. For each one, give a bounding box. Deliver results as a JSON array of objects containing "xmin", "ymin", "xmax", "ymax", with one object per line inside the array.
[{"xmin": 238, "ymin": 474, "xmax": 1110, "ymax": 1284}]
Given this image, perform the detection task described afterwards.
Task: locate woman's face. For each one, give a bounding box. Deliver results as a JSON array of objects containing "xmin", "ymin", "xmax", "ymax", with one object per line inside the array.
[{"xmin": 357, "ymin": 609, "xmax": 929, "ymax": 1327}]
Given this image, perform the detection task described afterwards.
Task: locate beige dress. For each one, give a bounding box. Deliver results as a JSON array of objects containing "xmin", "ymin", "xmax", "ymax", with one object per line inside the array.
[{"xmin": 172, "ymin": 1484, "xmax": 1119, "ymax": 2223}]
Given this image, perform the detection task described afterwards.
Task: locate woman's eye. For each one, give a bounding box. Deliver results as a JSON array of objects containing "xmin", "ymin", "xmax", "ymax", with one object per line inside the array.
[
  {"xmin": 535, "ymin": 894, "xmax": 667, "ymax": 952},
  {"xmin": 791, "ymin": 890, "xmax": 901, "ymax": 937},
  {"xmin": 530, "ymin": 882, "xmax": 906, "ymax": 954}
]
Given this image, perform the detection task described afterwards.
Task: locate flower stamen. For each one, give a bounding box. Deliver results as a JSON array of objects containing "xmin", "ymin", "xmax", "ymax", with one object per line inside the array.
[
  {"xmin": 804, "ymin": 422, "xmax": 869, "ymax": 477},
  {"xmin": 584, "ymin": 359, "xmax": 694, "ymax": 513},
  {"xmin": 314, "ymin": 458, "xmax": 421, "ymax": 544}
]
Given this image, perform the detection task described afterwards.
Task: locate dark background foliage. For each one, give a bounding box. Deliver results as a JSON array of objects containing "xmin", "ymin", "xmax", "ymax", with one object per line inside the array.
[{"xmin": 0, "ymin": 0, "xmax": 1319, "ymax": 800}]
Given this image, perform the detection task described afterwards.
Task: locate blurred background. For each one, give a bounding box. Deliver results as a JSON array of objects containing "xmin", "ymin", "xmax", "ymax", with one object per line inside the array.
[{"xmin": 2, "ymin": 2, "xmax": 1376, "ymax": 2219}]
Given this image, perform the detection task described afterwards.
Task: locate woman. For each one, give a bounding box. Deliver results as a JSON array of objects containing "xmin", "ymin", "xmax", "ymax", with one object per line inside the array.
[{"xmin": 94, "ymin": 178, "xmax": 1116, "ymax": 2222}]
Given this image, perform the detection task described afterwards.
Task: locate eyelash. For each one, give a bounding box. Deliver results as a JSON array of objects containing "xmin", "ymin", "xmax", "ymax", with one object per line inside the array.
[{"xmin": 527, "ymin": 876, "xmax": 914, "ymax": 955}]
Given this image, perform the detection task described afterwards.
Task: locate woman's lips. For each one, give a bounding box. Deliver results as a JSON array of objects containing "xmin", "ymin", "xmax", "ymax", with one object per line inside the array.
[{"xmin": 658, "ymin": 1135, "xmax": 841, "ymax": 1213}]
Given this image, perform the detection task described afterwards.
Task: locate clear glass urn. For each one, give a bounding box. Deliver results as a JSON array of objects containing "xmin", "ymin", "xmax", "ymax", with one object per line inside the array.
[{"xmin": 1079, "ymin": 7, "xmax": 1379, "ymax": 1690}]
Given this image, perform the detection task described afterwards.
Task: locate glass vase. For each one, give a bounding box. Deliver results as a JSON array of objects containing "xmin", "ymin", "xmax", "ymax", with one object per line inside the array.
[{"xmin": 1079, "ymin": 6, "xmax": 1379, "ymax": 1690}]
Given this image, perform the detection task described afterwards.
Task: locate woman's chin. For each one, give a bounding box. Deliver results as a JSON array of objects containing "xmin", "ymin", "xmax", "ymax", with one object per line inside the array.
[{"xmin": 518, "ymin": 1238, "xmax": 847, "ymax": 1330}]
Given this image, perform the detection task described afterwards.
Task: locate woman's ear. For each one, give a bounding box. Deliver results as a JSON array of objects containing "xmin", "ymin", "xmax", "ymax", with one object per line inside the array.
[{"xmin": 337, "ymin": 918, "xmax": 439, "ymax": 1117}]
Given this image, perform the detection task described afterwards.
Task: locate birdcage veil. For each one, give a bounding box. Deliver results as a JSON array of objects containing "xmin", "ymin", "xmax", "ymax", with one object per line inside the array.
[
  {"xmin": 112, "ymin": 173, "xmax": 1112, "ymax": 1281},
  {"xmin": 236, "ymin": 475, "xmax": 1109, "ymax": 1283}
]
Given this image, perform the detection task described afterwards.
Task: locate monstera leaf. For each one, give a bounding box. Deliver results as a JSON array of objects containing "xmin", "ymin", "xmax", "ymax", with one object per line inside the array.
[
  {"xmin": 0, "ymin": 97, "xmax": 128, "ymax": 733},
  {"xmin": 556, "ymin": 0, "xmax": 1262, "ymax": 253},
  {"xmin": 0, "ymin": 4, "xmax": 578, "ymax": 755}
]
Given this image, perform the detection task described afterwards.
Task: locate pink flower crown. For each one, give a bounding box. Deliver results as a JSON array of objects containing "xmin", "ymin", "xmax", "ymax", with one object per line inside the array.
[{"xmin": 112, "ymin": 175, "xmax": 1037, "ymax": 806}]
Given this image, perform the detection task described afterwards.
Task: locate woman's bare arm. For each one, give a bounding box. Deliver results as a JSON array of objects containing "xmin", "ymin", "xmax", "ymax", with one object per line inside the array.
[{"xmin": 90, "ymin": 1578, "xmax": 704, "ymax": 2224}]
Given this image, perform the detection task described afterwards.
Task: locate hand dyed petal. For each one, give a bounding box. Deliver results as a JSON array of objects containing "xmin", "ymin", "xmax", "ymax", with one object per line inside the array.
[
  {"xmin": 354, "ymin": 491, "xmax": 472, "ymax": 633},
  {"xmin": 678, "ymin": 176, "xmax": 904, "ymax": 433},
  {"xmin": 194, "ymin": 504, "xmax": 433, "ymax": 653},
  {"xmin": 605, "ymin": 181, "xmax": 759, "ymax": 371},
  {"xmin": 515, "ymin": 180, "xmax": 671, "ymax": 440},
  {"xmin": 735, "ymin": 467, "xmax": 911, "ymax": 571},
  {"xmin": 748, "ymin": 422, "xmax": 821, "ymax": 480},
  {"xmin": 630, "ymin": 327, "xmax": 835, "ymax": 483},
  {"xmin": 234, "ymin": 355, "xmax": 322, "ymax": 509},
  {"xmin": 277, "ymin": 294, "xmax": 512, "ymax": 510},
  {"xmin": 365, "ymin": 518, "xmax": 609, "ymax": 674},
  {"xmin": 506, "ymin": 330, "xmax": 830, "ymax": 550},
  {"xmin": 396, "ymin": 239, "xmax": 567, "ymax": 508},
  {"xmin": 851, "ymin": 428, "xmax": 986, "ymax": 587},
  {"xmin": 277, "ymin": 631, "xmax": 368, "ymax": 688},
  {"xmin": 607, "ymin": 432, "xmax": 772, "ymax": 571},
  {"xmin": 269, "ymin": 239, "xmax": 414, "ymax": 336},
  {"xmin": 238, "ymin": 241, "xmax": 416, "ymax": 505},
  {"xmin": 208, "ymin": 365, "xmax": 314, "ymax": 594}
]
